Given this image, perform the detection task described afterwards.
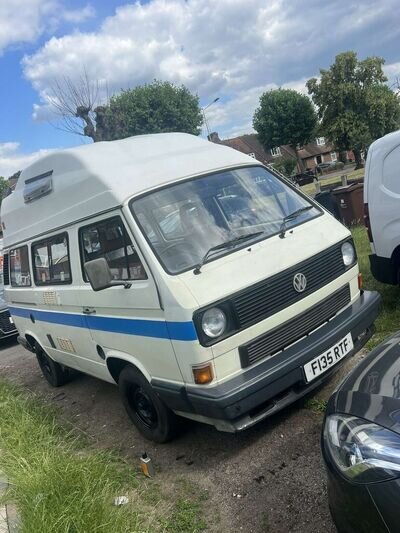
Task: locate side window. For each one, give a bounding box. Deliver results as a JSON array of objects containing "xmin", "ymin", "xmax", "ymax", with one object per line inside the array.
[
  {"xmin": 50, "ymin": 237, "xmax": 70, "ymax": 283},
  {"xmin": 32, "ymin": 233, "xmax": 71, "ymax": 285},
  {"xmin": 33, "ymin": 243, "xmax": 50, "ymax": 283},
  {"xmin": 80, "ymin": 216, "xmax": 148, "ymax": 281},
  {"xmin": 10, "ymin": 246, "xmax": 31, "ymax": 287}
]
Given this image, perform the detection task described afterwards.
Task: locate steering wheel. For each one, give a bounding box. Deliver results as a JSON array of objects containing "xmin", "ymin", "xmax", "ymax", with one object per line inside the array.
[{"xmin": 160, "ymin": 242, "xmax": 201, "ymax": 271}]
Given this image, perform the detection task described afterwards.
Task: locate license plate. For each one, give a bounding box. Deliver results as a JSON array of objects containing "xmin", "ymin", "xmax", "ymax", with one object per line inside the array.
[
  {"xmin": 9, "ymin": 316, "xmax": 13, "ymax": 324},
  {"xmin": 303, "ymin": 333, "xmax": 354, "ymax": 383}
]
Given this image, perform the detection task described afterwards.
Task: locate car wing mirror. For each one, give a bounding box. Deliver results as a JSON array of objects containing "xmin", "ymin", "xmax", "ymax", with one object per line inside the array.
[{"xmin": 84, "ymin": 258, "xmax": 132, "ymax": 291}]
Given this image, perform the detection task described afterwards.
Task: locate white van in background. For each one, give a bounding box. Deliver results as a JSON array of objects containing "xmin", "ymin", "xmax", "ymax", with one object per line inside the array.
[
  {"xmin": 364, "ymin": 129, "xmax": 400, "ymax": 285},
  {"xmin": 1, "ymin": 133, "xmax": 380, "ymax": 442}
]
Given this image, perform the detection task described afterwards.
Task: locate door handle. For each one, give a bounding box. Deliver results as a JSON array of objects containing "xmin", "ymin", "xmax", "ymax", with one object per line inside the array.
[{"xmin": 82, "ymin": 307, "xmax": 96, "ymax": 315}]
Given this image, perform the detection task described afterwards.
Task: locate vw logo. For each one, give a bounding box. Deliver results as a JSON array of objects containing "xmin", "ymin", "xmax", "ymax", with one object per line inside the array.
[{"xmin": 293, "ymin": 272, "xmax": 307, "ymax": 293}]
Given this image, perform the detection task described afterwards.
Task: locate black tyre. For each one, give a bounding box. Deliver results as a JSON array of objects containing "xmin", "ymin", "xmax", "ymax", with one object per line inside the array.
[
  {"xmin": 119, "ymin": 365, "xmax": 180, "ymax": 443},
  {"xmin": 36, "ymin": 346, "xmax": 70, "ymax": 387}
]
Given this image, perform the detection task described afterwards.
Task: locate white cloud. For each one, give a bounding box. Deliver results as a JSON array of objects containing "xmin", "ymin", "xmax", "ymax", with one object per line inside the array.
[
  {"xmin": 60, "ymin": 5, "xmax": 95, "ymax": 24},
  {"xmin": 22, "ymin": 0, "xmax": 400, "ymax": 137},
  {"xmin": 0, "ymin": 143, "xmax": 21, "ymax": 156},
  {"xmin": 0, "ymin": 143, "xmax": 54, "ymax": 178},
  {"xmin": 384, "ymin": 62, "xmax": 400, "ymax": 88},
  {"xmin": 0, "ymin": 1, "xmax": 95, "ymax": 54},
  {"xmin": 0, "ymin": 0, "xmax": 52, "ymax": 53}
]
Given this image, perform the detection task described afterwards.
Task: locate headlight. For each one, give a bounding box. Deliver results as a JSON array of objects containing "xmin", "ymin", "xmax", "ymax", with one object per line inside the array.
[
  {"xmin": 341, "ymin": 241, "xmax": 355, "ymax": 267},
  {"xmin": 324, "ymin": 414, "xmax": 400, "ymax": 483},
  {"xmin": 201, "ymin": 307, "xmax": 227, "ymax": 338}
]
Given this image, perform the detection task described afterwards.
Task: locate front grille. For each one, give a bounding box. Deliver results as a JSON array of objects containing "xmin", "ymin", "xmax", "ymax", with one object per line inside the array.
[
  {"xmin": 239, "ymin": 284, "xmax": 351, "ymax": 368},
  {"xmin": 232, "ymin": 242, "xmax": 346, "ymax": 329},
  {"xmin": 0, "ymin": 309, "xmax": 17, "ymax": 335}
]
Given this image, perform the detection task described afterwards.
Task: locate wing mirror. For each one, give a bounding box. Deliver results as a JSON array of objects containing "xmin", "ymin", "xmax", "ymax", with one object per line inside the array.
[{"xmin": 84, "ymin": 258, "xmax": 132, "ymax": 292}]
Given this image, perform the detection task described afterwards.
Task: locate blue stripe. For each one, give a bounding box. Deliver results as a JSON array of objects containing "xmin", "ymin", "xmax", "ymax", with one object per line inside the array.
[{"xmin": 9, "ymin": 306, "xmax": 197, "ymax": 341}]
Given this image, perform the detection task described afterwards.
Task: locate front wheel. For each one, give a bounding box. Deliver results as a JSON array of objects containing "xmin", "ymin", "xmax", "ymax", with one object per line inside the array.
[
  {"xmin": 36, "ymin": 345, "xmax": 70, "ymax": 387},
  {"xmin": 119, "ymin": 366, "xmax": 180, "ymax": 443}
]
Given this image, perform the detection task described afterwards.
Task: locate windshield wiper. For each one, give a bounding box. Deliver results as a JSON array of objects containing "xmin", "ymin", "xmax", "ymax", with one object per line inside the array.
[
  {"xmin": 193, "ymin": 231, "xmax": 264, "ymax": 274},
  {"xmin": 279, "ymin": 206, "xmax": 313, "ymax": 239}
]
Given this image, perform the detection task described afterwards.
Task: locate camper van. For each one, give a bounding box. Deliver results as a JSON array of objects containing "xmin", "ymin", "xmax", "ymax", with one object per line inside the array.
[
  {"xmin": 1, "ymin": 133, "xmax": 380, "ymax": 442},
  {"xmin": 364, "ymin": 129, "xmax": 400, "ymax": 285}
]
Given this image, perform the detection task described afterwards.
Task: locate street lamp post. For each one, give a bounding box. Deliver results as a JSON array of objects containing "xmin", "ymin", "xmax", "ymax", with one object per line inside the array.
[{"xmin": 202, "ymin": 97, "xmax": 220, "ymax": 139}]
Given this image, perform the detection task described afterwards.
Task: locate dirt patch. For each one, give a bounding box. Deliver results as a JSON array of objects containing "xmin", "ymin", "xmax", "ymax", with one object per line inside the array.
[{"xmin": 0, "ymin": 338, "xmax": 363, "ymax": 532}]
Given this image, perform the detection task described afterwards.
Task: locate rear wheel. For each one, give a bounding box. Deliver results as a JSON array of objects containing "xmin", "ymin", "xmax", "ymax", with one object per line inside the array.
[
  {"xmin": 36, "ymin": 345, "xmax": 70, "ymax": 387},
  {"xmin": 119, "ymin": 365, "xmax": 180, "ymax": 443}
]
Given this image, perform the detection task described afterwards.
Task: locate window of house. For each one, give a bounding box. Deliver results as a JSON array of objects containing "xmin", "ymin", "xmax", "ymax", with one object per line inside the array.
[
  {"xmin": 316, "ymin": 137, "xmax": 325, "ymax": 146},
  {"xmin": 270, "ymin": 147, "xmax": 281, "ymax": 157},
  {"xmin": 248, "ymin": 152, "xmax": 256, "ymax": 158},
  {"xmin": 79, "ymin": 216, "xmax": 147, "ymax": 281},
  {"xmin": 331, "ymin": 152, "xmax": 337, "ymax": 162},
  {"xmin": 32, "ymin": 233, "xmax": 71, "ymax": 285},
  {"xmin": 10, "ymin": 246, "xmax": 31, "ymax": 287}
]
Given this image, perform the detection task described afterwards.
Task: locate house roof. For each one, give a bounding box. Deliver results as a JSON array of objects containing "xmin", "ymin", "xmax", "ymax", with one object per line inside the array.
[
  {"xmin": 220, "ymin": 134, "xmax": 273, "ymax": 163},
  {"xmin": 219, "ymin": 133, "xmax": 336, "ymax": 163},
  {"xmin": 298, "ymin": 141, "xmax": 335, "ymax": 159},
  {"xmin": 1, "ymin": 133, "xmax": 256, "ymax": 248}
]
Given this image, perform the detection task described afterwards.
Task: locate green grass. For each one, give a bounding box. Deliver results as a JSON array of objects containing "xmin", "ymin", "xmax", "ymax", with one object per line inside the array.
[
  {"xmin": 352, "ymin": 226, "xmax": 400, "ymax": 348},
  {"xmin": 0, "ymin": 381, "xmax": 206, "ymax": 533},
  {"xmin": 301, "ymin": 167, "xmax": 365, "ymax": 196},
  {"xmin": 304, "ymin": 398, "xmax": 328, "ymax": 413}
]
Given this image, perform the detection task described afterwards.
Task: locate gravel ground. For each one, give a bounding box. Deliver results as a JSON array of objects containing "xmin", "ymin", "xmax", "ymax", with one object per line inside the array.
[{"xmin": 0, "ymin": 338, "xmax": 365, "ymax": 532}]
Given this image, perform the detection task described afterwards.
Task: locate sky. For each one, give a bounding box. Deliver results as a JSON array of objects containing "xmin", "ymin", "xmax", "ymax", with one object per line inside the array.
[{"xmin": 1, "ymin": 0, "xmax": 400, "ymax": 177}]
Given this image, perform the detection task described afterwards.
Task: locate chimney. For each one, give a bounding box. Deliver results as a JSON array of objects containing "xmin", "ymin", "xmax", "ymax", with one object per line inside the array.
[{"xmin": 207, "ymin": 132, "xmax": 221, "ymax": 143}]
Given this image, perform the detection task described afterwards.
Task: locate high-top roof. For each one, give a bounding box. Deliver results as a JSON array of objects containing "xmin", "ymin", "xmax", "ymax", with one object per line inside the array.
[{"xmin": 1, "ymin": 133, "xmax": 254, "ymax": 248}]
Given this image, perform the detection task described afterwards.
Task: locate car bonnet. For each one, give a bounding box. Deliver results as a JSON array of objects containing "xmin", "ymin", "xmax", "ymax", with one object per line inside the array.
[{"xmin": 329, "ymin": 332, "xmax": 400, "ymax": 434}]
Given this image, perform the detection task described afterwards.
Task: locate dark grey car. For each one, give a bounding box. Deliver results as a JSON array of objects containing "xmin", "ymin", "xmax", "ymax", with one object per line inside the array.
[
  {"xmin": 322, "ymin": 331, "xmax": 400, "ymax": 532},
  {"xmin": 0, "ymin": 289, "xmax": 17, "ymax": 339}
]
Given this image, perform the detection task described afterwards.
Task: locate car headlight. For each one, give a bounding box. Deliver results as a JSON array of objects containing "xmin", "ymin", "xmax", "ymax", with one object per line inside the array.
[
  {"xmin": 201, "ymin": 307, "xmax": 227, "ymax": 338},
  {"xmin": 341, "ymin": 241, "xmax": 356, "ymax": 267},
  {"xmin": 324, "ymin": 414, "xmax": 400, "ymax": 484}
]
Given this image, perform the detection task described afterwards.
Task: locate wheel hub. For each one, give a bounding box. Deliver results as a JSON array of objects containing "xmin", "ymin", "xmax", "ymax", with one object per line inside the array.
[{"xmin": 132, "ymin": 388, "xmax": 158, "ymax": 428}]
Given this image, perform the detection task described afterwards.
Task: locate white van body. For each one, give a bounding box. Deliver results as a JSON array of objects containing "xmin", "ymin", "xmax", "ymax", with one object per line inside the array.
[
  {"xmin": 364, "ymin": 130, "xmax": 400, "ymax": 285},
  {"xmin": 1, "ymin": 133, "xmax": 380, "ymax": 441}
]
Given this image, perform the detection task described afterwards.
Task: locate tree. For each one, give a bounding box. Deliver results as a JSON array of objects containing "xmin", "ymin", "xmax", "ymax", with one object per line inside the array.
[
  {"xmin": 253, "ymin": 89, "xmax": 317, "ymax": 171},
  {"xmin": 105, "ymin": 80, "xmax": 203, "ymax": 140},
  {"xmin": 0, "ymin": 171, "xmax": 21, "ymax": 206},
  {"xmin": 49, "ymin": 71, "xmax": 109, "ymax": 142},
  {"xmin": 307, "ymin": 52, "xmax": 400, "ymax": 168},
  {"xmin": 0, "ymin": 177, "xmax": 8, "ymax": 200},
  {"xmin": 48, "ymin": 76, "xmax": 202, "ymax": 142},
  {"xmin": 273, "ymin": 157, "xmax": 297, "ymax": 177}
]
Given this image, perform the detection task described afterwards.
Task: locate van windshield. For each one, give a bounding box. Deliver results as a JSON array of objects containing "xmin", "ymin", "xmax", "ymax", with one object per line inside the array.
[{"xmin": 130, "ymin": 166, "xmax": 320, "ymax": 274}]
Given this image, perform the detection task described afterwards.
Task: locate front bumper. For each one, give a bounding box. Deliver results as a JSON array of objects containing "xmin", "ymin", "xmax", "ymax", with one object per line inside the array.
[
  {"xmin": 153, "ymin": 290, "xmax": 381, "ymax": 431},
  {"xmin": 323, "ymin": 430, "xmax": 397, "ymax": 533},
  {"xmin": 324, "ymin": 461, "xmax": 390, "ymax": 533}
]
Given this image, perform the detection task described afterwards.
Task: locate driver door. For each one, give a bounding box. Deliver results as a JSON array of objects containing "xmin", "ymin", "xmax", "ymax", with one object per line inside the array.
[{"xmin": 76, "ymin": 211, "xmax": 177, "ymax": 382}]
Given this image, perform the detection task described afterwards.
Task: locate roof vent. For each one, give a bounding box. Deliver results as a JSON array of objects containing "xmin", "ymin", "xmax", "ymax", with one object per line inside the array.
[{"xmin": 24, "ymin": 170, "xmax": 53, "ymax": 203}]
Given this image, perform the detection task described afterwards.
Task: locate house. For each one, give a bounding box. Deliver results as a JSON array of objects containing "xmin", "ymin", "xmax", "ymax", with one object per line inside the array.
[
  {"xmin": 297, "ymin": 137, "xmax": 340, "ymax": 169},
  {"xmin": 208, "ymin": 132, "xmax": 294, "ymax": 166},
  {"xmin": 209, "ymin": 132, "xmax": 342, "ymax": 172}
]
